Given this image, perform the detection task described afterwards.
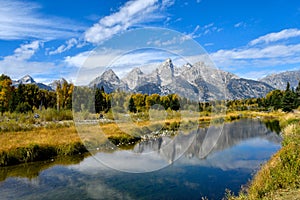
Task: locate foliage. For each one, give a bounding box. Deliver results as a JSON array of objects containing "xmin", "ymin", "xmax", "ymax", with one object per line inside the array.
[{"xmin": 0, "ymin": 75, "xmax": 13, "ymax": 114}]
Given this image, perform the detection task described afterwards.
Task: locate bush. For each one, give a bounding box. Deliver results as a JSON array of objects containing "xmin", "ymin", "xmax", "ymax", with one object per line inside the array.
[
  {"xmin": 40, "ymin": 108, "xmax": 73, "ymax": 121},
  {"xmin": 15, "ymin": 102, "xmax": 32, "ymax": 113}
]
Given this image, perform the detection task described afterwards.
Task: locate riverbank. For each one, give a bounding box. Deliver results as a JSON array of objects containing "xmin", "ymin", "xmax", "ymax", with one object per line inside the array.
[
  {"xmin": 0, "ymin": 110, "xmax": 289, "ymax": 167},
  {"xmin": 0, "ymin": 126, "xmax": 87, "ymax": 166},
  {"xmin": 227, "ymin": 111, "xmax": 300, "ymax": 200}
]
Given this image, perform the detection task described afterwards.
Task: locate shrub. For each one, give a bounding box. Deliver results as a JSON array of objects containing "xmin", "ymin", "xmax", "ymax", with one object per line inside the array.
[{"xmin": 15, "ymin": 102, "xmax": 31, "ymax": 113}]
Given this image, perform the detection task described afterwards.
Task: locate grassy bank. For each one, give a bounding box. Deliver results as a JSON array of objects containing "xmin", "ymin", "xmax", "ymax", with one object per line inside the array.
[
  {"xmin": 227, "ymin": 112, "xmax": 300, "ymax": 200},
  {"xmin": 0, "ymin": 110, "xmax": 289, "ymax": 167},
  {"xmin": 0, "ymin": 127, "xmax": 87, "ymax": 166}
]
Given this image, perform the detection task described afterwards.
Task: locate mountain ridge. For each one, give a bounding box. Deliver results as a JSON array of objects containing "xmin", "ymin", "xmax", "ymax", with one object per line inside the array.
[
  {"xmin": 260, "ymin": 70, "xmax": 300, "ymax": 90},
  {"xmin": 12, "ymin": 75, "xmax": 53, "ymax": 91},
  {"xmin": 12, "ymin": 61, "xmax": 299, "ymax": 100},
  {"xmin": 89, "ymin": 59, "xmax": 275, "ymax": 100}
]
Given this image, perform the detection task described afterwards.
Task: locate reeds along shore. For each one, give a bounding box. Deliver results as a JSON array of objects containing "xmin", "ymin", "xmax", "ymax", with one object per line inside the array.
[{"xmin": 227, "ymin": 112, "xmax": 300, "ymax": 200}]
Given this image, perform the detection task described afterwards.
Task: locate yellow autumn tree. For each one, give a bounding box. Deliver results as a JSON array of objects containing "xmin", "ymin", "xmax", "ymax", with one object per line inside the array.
[{"xmin": 0, "ymin": 74, "xmax": 13, "ymax": 114}]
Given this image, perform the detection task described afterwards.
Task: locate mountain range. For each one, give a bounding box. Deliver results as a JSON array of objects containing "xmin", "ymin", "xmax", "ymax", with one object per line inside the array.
[
  {"xmin": 89, "ymin": 59, "xmax": 276, "ymax": 100},
  {"xmin": 11, "ymin": 75, "xmax": 69, "ymax": 91},
  {"xmin": 11, "ymin": 59, "xmax": 300, "ymax": 100}
]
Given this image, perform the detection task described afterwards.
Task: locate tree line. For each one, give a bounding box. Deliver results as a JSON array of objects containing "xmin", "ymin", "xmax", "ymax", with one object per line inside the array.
[
  {"xmin": 1, "ymin": 73, "xmax": 300, "ymax": 115},
  {"xmin": 73, "ymin": 86, "xmax": 181, "ymax": 113},
  {"xmin": 0, "ymin": 74, "xmax": 182, "ymax": 115},
  {"xmin": 226, "ymin": 81, "xmax": 300, "ymax": 112},
  {"xmin": 0, "ymin": 74, "xmax": 73, "ymax": 114}
]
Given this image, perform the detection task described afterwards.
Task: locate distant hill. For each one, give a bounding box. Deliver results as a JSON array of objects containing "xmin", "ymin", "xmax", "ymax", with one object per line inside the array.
[{"xmin": 259, "ymin": 70, "xmax": 300, "ymax": 90}]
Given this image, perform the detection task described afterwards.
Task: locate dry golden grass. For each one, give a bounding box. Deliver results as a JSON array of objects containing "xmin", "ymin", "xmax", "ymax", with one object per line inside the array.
[{"xmin": 0, "ymin": 126, "xmax": 80, "ymax": 152}]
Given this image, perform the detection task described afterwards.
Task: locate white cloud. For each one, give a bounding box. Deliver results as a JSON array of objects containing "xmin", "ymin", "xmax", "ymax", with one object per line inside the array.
[
  {"xmin": 249, "ymin": 28, "xmax": 300, "ymax": 46},
  {"xmin": 48, "ymin": 38, "xmax": 78, "ymax": 55},
  {"xmin": 210, "ymin": 28, "xmax": 300, "ymax": 74},
  {"xmin": 146, "ymin": 35, "xmax": 191, "ymax": 47},
  {"xmin": 84, "ymin": 0, "xmax": 165, "ymax": 44},
  {"xmin": 204, "ymin": 43, "xmax": 214, "ymax": 46},
  {"xmin": 5, "ymin": 40, "xmax": 42, "ymax": 61},
  {"xmin": 50, "ymin": 0, "xmax": 176, "ymax": 54},
  {"xmin": 212, "ymin": 44, "xmax": 300, "ymax": 60},
  {"xmin": 210, "ymin": 42, "xmax": 300, "ymax": 78},
  {"xmin": 234, "ymin": 22, "xmax": 245, "ymax": 28},
  {"xmin": 186, "ymin": 23, "xmax": 222, "ymax": 39},
  {"xmin": 161, "ymin": 0, "xmax": 175, "ymax": 9},
  {"xmin": 0, "ymin": 0, "xmax": 85, "ymax": 40},
  {"xmin": 0, "ymin": 41, "xmax": 74, "ymax": 82},
  {"xmin": 236, "ymin": 69, "xmax": 281, "ymax": 80}
]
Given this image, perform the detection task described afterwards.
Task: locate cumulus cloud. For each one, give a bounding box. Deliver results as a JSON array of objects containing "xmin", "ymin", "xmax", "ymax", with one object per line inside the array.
[
  {"xmin": 249, "ymin": 28, "xmax": 300, "ymax": 46},
  {"xmin": 84, "ymin": 0, "xmax": 163, "ymax": 44},
  {"xmin": 5, "ymin": 40, "xmax": 42, "ymax": 61},
  {"xmin": 0, "ymin": 0, "xmax": 85, "ymax": 40}
]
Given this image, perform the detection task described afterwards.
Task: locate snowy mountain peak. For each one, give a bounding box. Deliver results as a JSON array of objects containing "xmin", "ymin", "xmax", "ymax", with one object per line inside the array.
[
  {"xmin": 11, "ymin": 75, "xmax": 53, "ymax": 91},
  {"xmin": 162, "ymin": 58, "xmax": 174, "ymax": 69},
  {"xmin": 20, "ymin": 75, "xmax": 35, "ymax": 84},
  {"xmin": 183, "ymin": 63, "xmax": 193, "ymax": 68},
  {"xmin": 156, "ymin": 58, "xmax": 174, "ymax": 86},
  {"xmin": 122, "ymin": 67, "xmax": 145, "ymax": 90},
  {"xmin": 101, "ymin": 69, "xmax": 120, "ymax": 82},
  {"xmin": 130, "ymin": 67, "xmax": 144, "ymax": 75}
]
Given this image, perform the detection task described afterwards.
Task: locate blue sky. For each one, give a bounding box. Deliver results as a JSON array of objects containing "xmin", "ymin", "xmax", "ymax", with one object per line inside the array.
[{"xmin": 1, "ymin": 0, "xmax": 300, "ymax": 84}]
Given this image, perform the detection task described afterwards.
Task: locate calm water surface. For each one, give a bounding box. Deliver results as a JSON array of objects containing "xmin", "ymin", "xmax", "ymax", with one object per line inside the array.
[{"xmin": 0, "ymin": 119, "xmax": 281, "ymax": 200}]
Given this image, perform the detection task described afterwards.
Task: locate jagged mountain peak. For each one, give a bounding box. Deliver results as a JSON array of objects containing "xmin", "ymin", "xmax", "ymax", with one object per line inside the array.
[
  {"xmin": 156, "ymin": 58, "xmax": 175, "ymax": 86},
  {"xmin": 129, "ymin": 67, "xmax": 144, "ymax": 75},
  {"xmin": 20, "ymin": 74, "xmax": 35, "ymax": 84},
  {"xmin": 11, "ymin": 75, "xmax": 53, "ymax": 91},
  {"xmin": 123, "ymin": 67, "xmax": 145, "ymax": 90},
  {"xmin": 101, "ymin": 69, "xmax": 120, "ymax": 81},
  {"xmin": 49, "ymin": 78, "xmax": 68, "ymax": 90},
  {"xmin": 89, "ymin": 69, "xmax": 129, "ymax": 93},
  {"xmin": 161, "ymin": 58, "xmax": 174, "ymax": 69}
]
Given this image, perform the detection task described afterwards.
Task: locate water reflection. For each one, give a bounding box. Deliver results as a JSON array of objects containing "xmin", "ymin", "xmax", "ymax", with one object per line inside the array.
[
  {"xmin": 92, "ymin": 119, "xmax": 281, "ymax": 173},
  {"xmin": 0, "ymin": 119, "xmax": 282, "ymax": 200},
  {"xmin": 0, "ymin": 154, "xmax": 87, "ymax": 182}
]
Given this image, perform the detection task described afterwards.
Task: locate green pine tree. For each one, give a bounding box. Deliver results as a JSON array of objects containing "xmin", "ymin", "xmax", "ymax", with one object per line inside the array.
[
  {"xmin": 282, "ymin": 82, "xmax": 295, "ymax": 112},
  {"xmin": 128, "ymin": 96, "xmax": 136, "ymax": 113},
  {"xmin": 294, "ymin": 80, "xmax": 300, "ymax": 108}
]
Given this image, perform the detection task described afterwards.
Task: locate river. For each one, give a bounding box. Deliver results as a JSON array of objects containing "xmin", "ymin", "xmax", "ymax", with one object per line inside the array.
[{"xmin": 0, "ymin": 119, "xmax": 282, "ymax": 200}]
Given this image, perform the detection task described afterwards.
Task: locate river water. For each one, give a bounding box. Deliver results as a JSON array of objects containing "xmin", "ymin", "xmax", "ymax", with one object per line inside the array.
[{"xmin": 0, "ymin": 119, "xmax": 281, "ymax": 200}]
